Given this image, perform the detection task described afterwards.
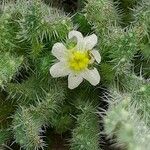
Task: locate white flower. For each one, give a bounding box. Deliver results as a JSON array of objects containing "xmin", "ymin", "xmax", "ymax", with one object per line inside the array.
[{"xmin": 50, "ymin": 30, "xmax": 101, "ymax": 89}]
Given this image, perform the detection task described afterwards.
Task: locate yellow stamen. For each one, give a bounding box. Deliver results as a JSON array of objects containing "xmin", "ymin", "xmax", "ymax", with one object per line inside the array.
[{"xmin": 68, "ymin": 50, "xmax": 90, "ymax": 71}]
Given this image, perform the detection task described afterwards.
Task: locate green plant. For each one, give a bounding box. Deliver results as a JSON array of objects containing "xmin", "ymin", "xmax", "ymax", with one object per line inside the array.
[{"xmin": 0, "ymin": 0, "xmax": 149, "ymax": 149}]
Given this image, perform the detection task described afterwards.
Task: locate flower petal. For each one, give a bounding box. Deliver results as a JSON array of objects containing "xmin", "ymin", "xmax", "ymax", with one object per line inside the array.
[
  {"xmin": 82, "ymin": 68, "xmax": 100, "ymax": 86},
  {"xmin": 68, "ymin": 30, "xmax": 84, "ymax": 50},
  {"xmin": 68, "ymin": 73, "xmax": 83, "ymax": 89},
  {"xmin": 50, "ymin": 62, "xmax": 70, "ymax": 77},
  {"xmin": 91, "ymin": 49, "xmax": 101, "ymax": 63},
  {"xmin": 52, "ymin": 43, "xmax": 67, "ymax": 60},
  {"xmin": 84, "ymin": 34, "xmax": 98, "ymax": 50}
]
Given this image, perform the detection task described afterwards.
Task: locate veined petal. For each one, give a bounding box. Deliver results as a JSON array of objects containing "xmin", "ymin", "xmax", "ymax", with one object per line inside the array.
[
  {"xmin": 52, "ymin": 43, "xmax": 67, "ymax": 60},
  {"xmin": 68, "ymin": 30, "xmax": 84, "ymax": 50},
  {"xmin": 68, "ymin": 73, "xmax": 83, "ymax": 89},
  {"xmin": 50, "ymin": 62, "xmax": 70, "ymax": 77},
  {"xmin": 91, "ymin": 49, "xmax": 101, "ymax": 63},
  {"xmin": 82, "ymin": 68, "xmax": 100, "ymax": 86},
  {"xmin": 84, "ymin": 34, "xmax": 98, "ymax": 50}
]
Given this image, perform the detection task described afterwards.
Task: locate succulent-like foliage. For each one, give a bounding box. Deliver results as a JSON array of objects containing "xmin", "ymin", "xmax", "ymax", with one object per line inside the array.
[
  {"xmin": 85, "ymin": 0, "xmax": 138, "ymax": 76},
  {"xmin": 0, "ymin": 52, "xmax": 23, "ymax": 87},
  {"xmin": 71, "ymin": 100, "xmax": 100, "ymax": 150},
  {"xmin": 13, "ymin": 83, "xmax": 66, "ymax": 149},
  {"xmin": 104, "ymin": 89, "xmax": 150, "ymax": 150},
  {"xmin": 85, "ymin": 0, "xmax": 120, "ymax": 32},
  {"xmin": 119, "ymin": 74, "xmax": 150, "ymax": 125},
  {"xmin": 130, "ymin": 0, "xmax": 150, "ymax": 65},
  {"xmin": 0, "ymin": 0, "xmax": 150, "ymax": 149}
]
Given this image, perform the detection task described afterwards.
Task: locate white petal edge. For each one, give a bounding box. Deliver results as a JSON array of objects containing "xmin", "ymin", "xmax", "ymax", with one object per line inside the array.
[
  {"xmin": 82, "ymin": 68, "xmax": 100, "ymax": 86},
  {"xmin": 50, "ymin": 62, "xmax": 70, "ymax": 78},
  {"xmin": 68, "ymin": 30, "xmax": 84, "ymax": 50},
  {"xmin": 91, "ymin": 49, "xmax": 101, "ymax": 63},
  {"xmin": 68, "ymin": 73, "xmax": 83, "ymax": 89},
  {"xmin": 84, "ymin": 34, "xmax": 98, "ymax": 50},
  {"xmin": 52, "ymin": 43, "xmax": 67, "ymax": 60}
]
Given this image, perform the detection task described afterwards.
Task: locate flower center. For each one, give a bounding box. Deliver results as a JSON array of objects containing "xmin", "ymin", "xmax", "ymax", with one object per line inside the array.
[{"xmin": 68, "ymin": 51, "xmax": 90, "ymax": 71}]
